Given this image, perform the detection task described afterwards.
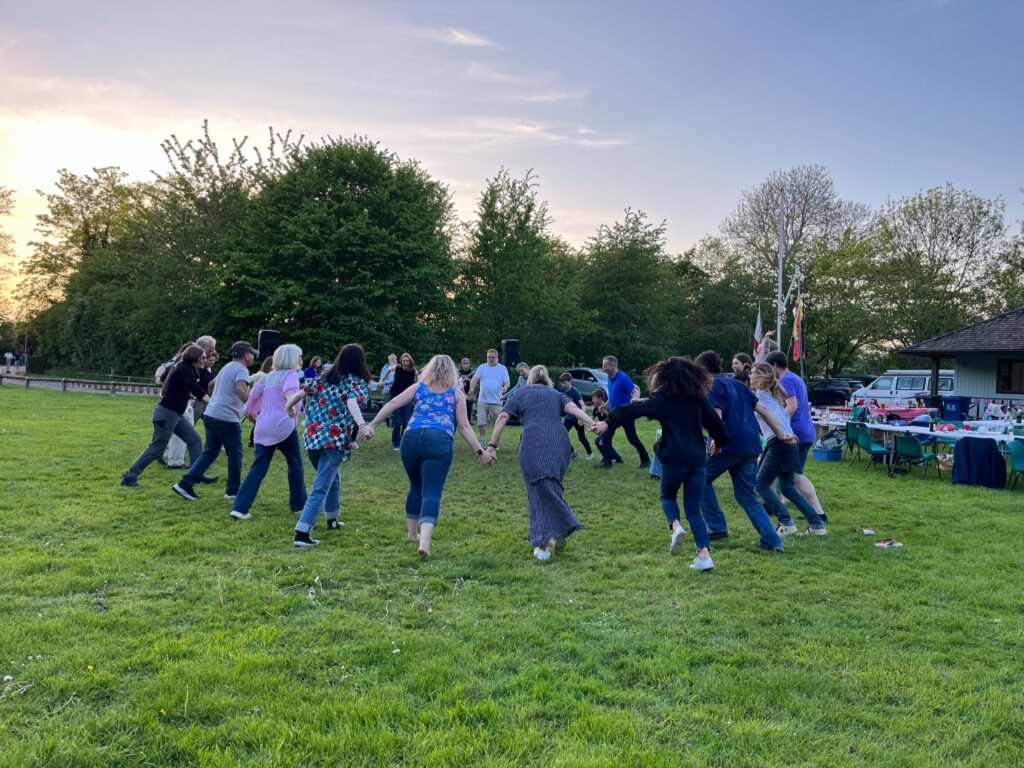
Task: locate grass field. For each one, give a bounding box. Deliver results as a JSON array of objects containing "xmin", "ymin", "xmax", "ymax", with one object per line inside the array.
[{"xmin": 1, "ymin": 386, "xmax": 1022, "ymax": 767}]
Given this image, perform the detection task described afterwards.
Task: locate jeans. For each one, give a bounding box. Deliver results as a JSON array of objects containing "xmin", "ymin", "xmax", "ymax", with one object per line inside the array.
[
  {"xmin": 701, "ymin": 452, "xmax": 783, "ymax": 550},
  {"xmin": 660, "ymin": 463, "xmax": 710, "ymax": 552},
  {"xmin": 563, "ymin": 416, "xmax": 592, "ymax": 455},
  {"xmin": 400, "ymin": 428, "xmax": 454, "ymax": 525},
  {"xmin": 796, "ymin": 442, "xmax": 812, "ymax": 473},
  {"xmin": 295, "ymin": 448, "xmax": 342, "ymax": 533},
  {"xmin": 756, "ymin": 443, "xmax": 825, "ymax": 529},
  {"xmin": 598, "ymin": 418, "xmax": 650, "ymax": 464},
  {"xmin": 181, "ymin": 416, "xmax": 244, "ymax": 494},
  {"xmin": 391, "ymin": 402, "xmax": 414, "ymax": 448},
  {"xmin": 125, "ymin": 404, "xmax": 202, "ymax": 480},
  {"xmin": 232, "ymin": 430, "xmax": 307, "ymax": 514}
]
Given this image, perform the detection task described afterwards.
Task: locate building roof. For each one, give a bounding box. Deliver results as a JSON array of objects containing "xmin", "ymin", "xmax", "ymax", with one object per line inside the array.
[{"xmin": 903, "ymin": 306, "xmax": 1024, "ymax": 356}]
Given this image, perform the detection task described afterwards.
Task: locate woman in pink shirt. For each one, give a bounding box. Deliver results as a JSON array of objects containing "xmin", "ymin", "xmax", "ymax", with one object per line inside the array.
[{"xmin": 230, "ymin": 344, "xmax": 307, "ymax": 520}]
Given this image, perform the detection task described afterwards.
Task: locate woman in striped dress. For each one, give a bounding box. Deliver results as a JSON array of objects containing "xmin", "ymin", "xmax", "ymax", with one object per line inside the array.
[{"xmin": 485, "ymin": 365, "xmax": 597, "ymax": 562}]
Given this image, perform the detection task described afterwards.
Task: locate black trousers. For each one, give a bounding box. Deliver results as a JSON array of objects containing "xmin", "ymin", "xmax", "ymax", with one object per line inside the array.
[{"xmin": 598, "ymin": 419, "xmax": 650, "ymax": 464}]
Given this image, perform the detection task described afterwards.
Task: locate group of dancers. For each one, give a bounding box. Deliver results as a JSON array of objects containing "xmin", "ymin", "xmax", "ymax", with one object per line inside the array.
[{"xmin": 121, "ymin": 338, "xmax": 828, "ymax": 570}]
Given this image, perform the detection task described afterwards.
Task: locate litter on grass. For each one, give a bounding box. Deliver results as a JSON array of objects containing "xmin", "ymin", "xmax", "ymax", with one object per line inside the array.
[{"xmin": 875, "ymin": 539, "xmax": 903, "ymax": 549}]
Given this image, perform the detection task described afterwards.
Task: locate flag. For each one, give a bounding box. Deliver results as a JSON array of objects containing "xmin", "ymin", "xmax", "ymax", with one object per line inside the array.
[
  {"xmin": 792, "ymin": 293, "xmax": 803, "ymax": 361},
  {"xmin": 753, "ymin": 305, "xmax": 763, "ymax": 355}
]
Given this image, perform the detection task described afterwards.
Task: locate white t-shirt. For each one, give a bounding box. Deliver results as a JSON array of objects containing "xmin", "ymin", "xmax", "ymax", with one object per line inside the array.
[
  {"xmin": 204, "ymin": 360, "xmax": 252, "ymax": 422},
  {"xmin": 474, "ymin": 363, "xmax": 510, "ymax": 404}
]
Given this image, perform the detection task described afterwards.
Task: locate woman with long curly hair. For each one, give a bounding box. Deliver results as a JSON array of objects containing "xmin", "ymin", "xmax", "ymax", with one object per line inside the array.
[{"xmin": 594, "ymin": 356, "xmax": 730, "ymax": 571}]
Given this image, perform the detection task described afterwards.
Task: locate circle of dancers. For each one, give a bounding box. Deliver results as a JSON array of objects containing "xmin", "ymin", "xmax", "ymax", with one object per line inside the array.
[{"xmin": 122, "ymin": 338, "xmax": 828, "ymax": 570}]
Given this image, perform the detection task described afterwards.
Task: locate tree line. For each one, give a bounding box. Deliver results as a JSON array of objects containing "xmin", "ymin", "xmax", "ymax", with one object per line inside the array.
[{"xmin": 2, "ymin": 122, "xmax": 1021, "ymax": 378}]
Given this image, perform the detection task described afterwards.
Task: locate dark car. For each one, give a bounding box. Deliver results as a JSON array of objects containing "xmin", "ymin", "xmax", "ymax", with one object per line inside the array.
[{"xmin": 808, "ymin": 378, "xmax": 869, "ymax": 406}]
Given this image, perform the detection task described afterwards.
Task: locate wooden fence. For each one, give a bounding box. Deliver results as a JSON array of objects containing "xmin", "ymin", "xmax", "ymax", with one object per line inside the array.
[{"xmin": 0, "ymin": 374, "xmax": 160, "ymax": 396}]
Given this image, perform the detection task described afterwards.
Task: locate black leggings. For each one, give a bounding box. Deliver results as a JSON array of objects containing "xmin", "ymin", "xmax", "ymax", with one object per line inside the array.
[{"xmin": 563, "ymin": 416, "xmax": 592, "ymax": 454}]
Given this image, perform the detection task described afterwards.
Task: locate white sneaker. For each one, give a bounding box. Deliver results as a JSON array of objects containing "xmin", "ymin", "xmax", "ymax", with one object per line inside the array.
[
  {"xmin": 669, "ymin": 527, "xmax": 687, "ymax": 555},
  {"xmin": 224, "ymin": 494, "xmax": 237, "ymax": 500},
  {"xmin": 806, "ymin": 526, "xmax": 828, "ymax": 536},
  {"xmin": 229, "ymin": 510, "xmax": 251, "ymax": 520},
  {"xmin": 690, "ymin": 554, "xmax": 714, "ymax": 571},
  {"xmin": 533, "ymin": 547, "xmax": 551, "ymax": 562},
  {"xmin": 585, "ymin": 453, "xmax": 594, "ymax": 461},
  {"xmin": 777, "ymin": 524, "xmax": 799, "ymax": 536}
]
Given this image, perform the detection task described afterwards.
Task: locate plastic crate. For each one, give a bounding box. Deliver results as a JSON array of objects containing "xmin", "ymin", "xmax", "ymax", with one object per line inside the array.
[{"xmin": 812, "ymin": 447, "xmax": 843, "ymax": 462}]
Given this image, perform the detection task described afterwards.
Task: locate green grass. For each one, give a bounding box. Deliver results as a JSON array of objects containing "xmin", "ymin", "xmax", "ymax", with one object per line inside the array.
[{"xmin": 1, "ymin": 386, "xmax": 1022, "ymax": 767}]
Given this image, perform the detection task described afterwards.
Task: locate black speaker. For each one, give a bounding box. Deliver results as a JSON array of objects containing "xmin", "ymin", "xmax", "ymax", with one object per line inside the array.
[
  {"xmin": 257, "ymin": 329, "xmax": 283, "ymax": 360},
  {"xmin": 501, "ymin": 339, "xmax": 521, "ymax": 367}
]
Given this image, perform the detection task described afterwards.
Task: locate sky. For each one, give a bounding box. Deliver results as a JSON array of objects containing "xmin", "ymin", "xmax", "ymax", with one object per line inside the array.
[{"xmin": 1, "ymin": 0, "xmax": 1022, "ymax": 275}]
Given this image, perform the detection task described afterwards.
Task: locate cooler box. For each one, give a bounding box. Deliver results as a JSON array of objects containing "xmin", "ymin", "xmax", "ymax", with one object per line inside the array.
[{"xmin": 813, "ymin": 447, "xmax": 843, "ymax": 462}]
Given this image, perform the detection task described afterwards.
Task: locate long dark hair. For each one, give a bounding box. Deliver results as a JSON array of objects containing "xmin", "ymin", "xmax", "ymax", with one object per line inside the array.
[
  {"xmin": 324, "ymin": 343, "xmax": 371, "ymax": 385},
  {"xmin": 162, "ymin": 345, "xmax": 205, "ymax": 396},
  {"xmin": 732, "ymin": 352, "xmax": 753, "ymax": 385},
  {"xmin": 645, "ymin": 356, "xmax": 710, "ymax": 401}
]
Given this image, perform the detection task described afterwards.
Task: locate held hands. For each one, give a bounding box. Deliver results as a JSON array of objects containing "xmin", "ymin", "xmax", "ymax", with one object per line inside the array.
[
  {"xmin": 779, "ymin": 431, "xmax": 798, "ymax": 444},
  {"xmin": 591, "ymin": 421, "xmax": 608, "ymax": 435},
  {"xmin": 480, "ymin": 448, "xmax": 497, "ymax": 467},
  {"xmin": 358, "ymin": 423, "xmax": 375, "ymax": 441},
  {"xmin": 709, "ymin": 439, "xmax": 721, "ymax": 456}
]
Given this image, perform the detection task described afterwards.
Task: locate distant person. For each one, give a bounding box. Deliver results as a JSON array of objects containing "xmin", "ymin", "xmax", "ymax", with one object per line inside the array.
[
  {"xmin": 458, "ymin": 357, "xmax": 475, "ymax": 420},
  {"xmin": 4, "ymin": 350, "xmax": 13, "ymax": 371},
  {"xmin": 172, "ymin": 341, "xmax": 256, "ymax": 502},
  {"xmin": 594, "ymin": 357, "xmax": 731, "ymax": 571},
  {"xmin": 379, "ymin": 353, "xmax": 398, "ymax": 395},
  {"xmin": 285, "ymin": 343, "xmax": 374, "ymax": 546},
  {"xmin": 470, "ymin": 348, "xmax": 510, "ymax": 440},
  {"xmin": 362, "ymin": 354, "xmax": 494, "ymax": 556},
  {"xmin": 303, "ymin": 356, "xmax": 324, "ymax": 380},
  {"xmin": 230, "ymin": 345, "xmax": 307, "ymax": 521},
  {"xmin": 121, "ymin": 345, "xmax": 209, "ymax": 487},
  {"xmin": 589, "ymin": 388, "xmax": 620, "ymax": 464},
  {"xmin": 558, "ymin": 372, "xmax": 593, "ymax": 459},
  {"xmin": 385, "ymin": 353, "xmax": 418, "ymax": 450},
  {"xmin": 749, "ymin": 363, "xmax": 827, "ymax": 535},
  {"xmin": 595, "ymin": 356, "xmax": 650, "ymax": 469},
  {"xmin": 486, "ymin": 366, "xmax": 595, "ymax": 562},
  {"xmin": 767, "ymin": 351, "xmax": 828, "ymax": 523},
  {"xmin": 506, "ymin": 362, "xmax": 530, "ymax": 397}
]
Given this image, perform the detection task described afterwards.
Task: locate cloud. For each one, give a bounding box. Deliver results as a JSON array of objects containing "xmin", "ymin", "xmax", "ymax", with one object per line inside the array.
[
  {"xmin": 513, "ymin": 88, "xmax": 590, "ymax": 104},
  {"xmin": 422, "ymin": 27, "xmax": 498, "ymax": 48},
  {"xmin": 465, "ymin": 62, "xmax": 522, "ymax": 83}
]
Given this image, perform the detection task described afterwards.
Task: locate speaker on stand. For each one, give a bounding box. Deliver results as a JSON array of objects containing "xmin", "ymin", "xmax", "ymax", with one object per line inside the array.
[
  {"xmin": 257, "ymin": 329, "xmax": 284, "ymax": 361},
  {"xmin": 501, "ymin": 339, "xmax": 521, "ymax": 367}
]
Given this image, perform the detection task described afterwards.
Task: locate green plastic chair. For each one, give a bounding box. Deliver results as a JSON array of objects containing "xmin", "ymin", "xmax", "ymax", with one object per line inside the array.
[
  {"xmin": 845, "ymin": 421, "xmax": 862, "ymax": 463},
  {"xmin": 856, "ymin": 424, "xmax": 889, "ymax": 471},
  {"xmin": 1007, "ymin": 439, "xmax": 1024, "ymax": 491},
  {"xmin": 894, "ymin": 434, "xmax": 940, "ymax": 478}
]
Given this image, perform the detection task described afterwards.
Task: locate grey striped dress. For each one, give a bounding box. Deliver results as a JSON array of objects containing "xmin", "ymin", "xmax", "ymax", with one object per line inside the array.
[{"xmin": 503, "ymin": 385, "xmax": 584, "ymax": 546}]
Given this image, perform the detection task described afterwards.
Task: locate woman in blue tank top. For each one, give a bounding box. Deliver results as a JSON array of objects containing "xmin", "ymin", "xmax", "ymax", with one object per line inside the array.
[{"xmin": 362, "ymin": 354, "xmax": 494, "ymax": 556}]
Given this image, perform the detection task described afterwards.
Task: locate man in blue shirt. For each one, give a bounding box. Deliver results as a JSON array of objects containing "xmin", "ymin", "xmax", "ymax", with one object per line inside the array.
[
  {"xmin": 767, "ymin": 351, "xmax": 828, "ymax": 523},
  {"xmin": 695, "ymin": 350, "xmax": 795, "ymax": 551},
  {"xmin": 596, "ymin": 355, "xmax": 651, "ymax": 469}
]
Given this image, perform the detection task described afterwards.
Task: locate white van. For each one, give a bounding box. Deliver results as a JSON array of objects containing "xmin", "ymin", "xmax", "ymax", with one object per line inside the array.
[{"xmin": 850, "ymin": 369, "xmax": 955, "ymax": 406}]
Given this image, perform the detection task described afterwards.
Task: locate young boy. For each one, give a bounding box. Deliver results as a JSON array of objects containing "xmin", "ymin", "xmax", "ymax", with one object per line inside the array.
[
  {"xmin": 589, "ymin": 388, "xmax": 622, "ymax": 466},
  {"xmin": 559, "ymin": 372, "xmax": 593, "ymax": 459}
]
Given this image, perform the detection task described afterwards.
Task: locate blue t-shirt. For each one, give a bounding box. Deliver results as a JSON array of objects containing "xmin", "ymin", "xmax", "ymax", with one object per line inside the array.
[
  {"xmin": 707, "ymin": 374, "xmax": 763, "ymax": 457},
  {"xmin": 780, "ymin": 371, "xmax": 815, "ymax": 444},
  {"xmin": 607, "ymin": 370, "xmax": 637, "ymax": 408}
]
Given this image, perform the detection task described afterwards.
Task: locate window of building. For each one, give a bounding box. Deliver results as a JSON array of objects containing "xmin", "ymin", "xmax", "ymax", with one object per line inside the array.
[{"xmin": 996, "ymin": 360, "xmax": 1024, "ymax": 394}]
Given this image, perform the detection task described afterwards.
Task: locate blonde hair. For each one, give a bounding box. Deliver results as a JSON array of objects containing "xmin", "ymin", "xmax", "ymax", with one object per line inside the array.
[
  {"xmin": 526, "ymin": 365, "xmax": 553, "ymax": 387},
  {"xmin": 272, "ymin": 344, "xmax": 303, "ymax": 372},
  {"xmin": 419, "ymin": 354, "xmax": 458, "ymax": 389},
  {"xmin": 750, "ymin": 363, "xmax": 787, "ymax": 405}
]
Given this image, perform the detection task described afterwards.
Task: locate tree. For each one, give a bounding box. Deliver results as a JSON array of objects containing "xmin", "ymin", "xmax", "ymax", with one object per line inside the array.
[
  {"xmin": 0, "ymin": 186, "xmax": 18, "ymax": 348},
  {"xmin": 580, "ymin": 209, "xmax": 684, "ymax": 371},
  {"xmin": 721, "ymin": 164, "xmax": 871, "ymax": 282},
  {"xmin": 873, "ymin": 184, "xmax": 1006, "ymax": 347},
  {"xmin": 220, "ymin": 137, "xmax": 457, "ymax": 362}
]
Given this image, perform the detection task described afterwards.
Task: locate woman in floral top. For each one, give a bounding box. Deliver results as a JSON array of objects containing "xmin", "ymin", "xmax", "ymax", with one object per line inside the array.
[{"xmin": 285, "ymin": 343, "xmax": 372, "ymax": 547}]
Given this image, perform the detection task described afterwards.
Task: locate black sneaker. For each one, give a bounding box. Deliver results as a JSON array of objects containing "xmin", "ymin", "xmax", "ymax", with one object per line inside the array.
[
  {"xmin": 120, "ymin": 474, "xmax": 138, "ymax": 487},
  {"xmin": 293, "ymin": 531, "xmax": 320, "ymax": 548},
  {"xmin": 172, "ymin": 483, "xmax": 199, "ymax": 501},
  {"xmin": 198, "ymin": 474, "xmax": 219, "ymax": 484},
  {"xmin": 639, "ymin": 460, "xmax": 651, "ymax": 469},
  {"xmin": 612, "ymin": 457, "xmax": 624, "ymax": 464},
  {"xmin": 326, "ymin": 519, "xmax": 344, "ymax": 531},
  {"xmin": 595, "ymin": 461, "xmax": 613, "ymax": 470},
  {"xmin": 707, "ymin": 530, "xmax": 729, "ymax": 541}
]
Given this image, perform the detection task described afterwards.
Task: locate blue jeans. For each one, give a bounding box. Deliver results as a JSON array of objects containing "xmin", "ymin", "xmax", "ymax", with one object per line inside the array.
[
  {"xmin": 295, "ymin": 448, "xmax": 342, "ymax": 533},
  {"xmin": 660, "ymin": 463, "xmax": 710, "ymax": 552},
  {"xmin": 400, "ymin": 428, "xmax": 453, "ymax": 525},
  {"xmin": 232, "ymin": 430, "xmax": 306, "ymax": 514},
  {"xmin": 181, "ymin": 416, "xmax": 244, "ymax": 494},
  {"xmin": 701, "ymin": 453, "xmax": 783, "ymax": 550},
  {"xmin": 391, "ymin": 402, "xmax": 414, "ymax": 448},
  {"xmin": 756, "ymin": 443, "xmax": 825, "ymax": 529}
]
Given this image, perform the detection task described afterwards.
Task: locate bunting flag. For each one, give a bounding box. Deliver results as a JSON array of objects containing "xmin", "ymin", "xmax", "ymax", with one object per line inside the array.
[
  {"xmin": 792, "ymin": 293, "xmax": 803, "ymax": 361},
  {"xmin": 753, "ymin": 305, "xmax": 763, "ymax": 356}
]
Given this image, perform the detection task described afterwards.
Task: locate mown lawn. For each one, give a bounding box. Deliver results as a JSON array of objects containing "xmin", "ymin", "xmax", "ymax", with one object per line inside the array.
[{"xmin": 0, "ymin": 386, "xmax": 1022, "ymax": 767}]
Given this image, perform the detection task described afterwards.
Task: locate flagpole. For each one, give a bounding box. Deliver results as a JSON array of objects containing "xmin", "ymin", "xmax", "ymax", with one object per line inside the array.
[{"xmin": 776, "ymin": 193, "xmax": 785, "ymax": 347}]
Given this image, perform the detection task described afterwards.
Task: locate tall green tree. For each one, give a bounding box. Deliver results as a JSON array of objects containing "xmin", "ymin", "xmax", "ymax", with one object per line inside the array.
[{"xmin": 220, "ymin": 137, "xmax": 457, "ymax": 362}]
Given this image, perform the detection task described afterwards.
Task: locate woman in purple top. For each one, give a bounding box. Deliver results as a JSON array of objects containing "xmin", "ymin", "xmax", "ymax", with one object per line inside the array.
[
  {"xmin": 363, "ymin": 354, "xmax": 494, "ymax": 557},
  {"xmin": 230, "ymin": 344, "xmax": 307, "ymax": 521}
]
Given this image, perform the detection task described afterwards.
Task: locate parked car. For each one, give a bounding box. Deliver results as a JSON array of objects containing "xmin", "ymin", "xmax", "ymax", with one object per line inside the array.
[
  {"xmin": 850, "ymin": 369, "xmax": 955, "ymax": 406},
  {"xmin": 563, "ymin": 367, "xmax": 610, "ymax": 402},
  {"xmin": 807, "ymin": 378, "xmax": 868, "ymax": 406}
]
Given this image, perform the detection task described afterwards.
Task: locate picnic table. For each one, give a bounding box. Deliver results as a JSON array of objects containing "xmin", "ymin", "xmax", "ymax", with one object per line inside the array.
[{"xmin": 827, "ymin": 405, "xmax": 935, "ymax": 420}]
